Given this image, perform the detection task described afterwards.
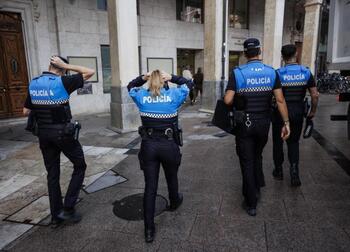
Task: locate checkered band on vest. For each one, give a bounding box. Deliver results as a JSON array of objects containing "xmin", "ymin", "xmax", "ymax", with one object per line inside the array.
[
  {"xmin": 282, "ymin": 81, "xmax": 307, "ymax": 87},
  {"xmin": 237, "ymin": 86, "xmax": 273, "ymax": 93},
  {"xmin": 32, "ymin": 99, "xmax": 69, "ymax": 105},
  {"xmin": 140, "ymin": 112, "xmax": 178, "ymax": 118}
]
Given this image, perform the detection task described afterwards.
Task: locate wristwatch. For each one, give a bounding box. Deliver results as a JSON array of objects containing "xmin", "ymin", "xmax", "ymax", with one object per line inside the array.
[{"xmin": 284, "ymin": 120, "xmax": 290, "ymax": 125}]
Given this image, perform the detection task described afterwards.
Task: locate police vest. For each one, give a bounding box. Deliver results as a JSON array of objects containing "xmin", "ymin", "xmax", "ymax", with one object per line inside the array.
[
  {"xmin": 29, "ymin": 73, "xmax": 72, "ymax": 125},
  {"xmin": 277, "ymin": 64, "xmax": 311, "ymax": 103},
  {"xmin": 234, "ymin": 61, "xmax": 276, "ymax": 114},
  {"xmin": 129, "ymin": 85, "xmax": 189, "ymax": 119}
]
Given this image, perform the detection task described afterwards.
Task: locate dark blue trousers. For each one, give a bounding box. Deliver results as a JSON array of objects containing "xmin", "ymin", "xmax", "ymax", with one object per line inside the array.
[
  {"xmin": 39, "ymin": 135, "xmax": 86, "ymax": 219},
  {"xmin": 138, "ymin": 138, "xmax": 182, "ymax": 229},
  {"xmin": 235, "ymin": 118, "xmax": 270, "ymax": 208}
]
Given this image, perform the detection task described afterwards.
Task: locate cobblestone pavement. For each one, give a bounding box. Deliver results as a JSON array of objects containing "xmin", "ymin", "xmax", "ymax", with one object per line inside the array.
[{"xmin": 1, "ymin": 94, "xmax": 350, "ymax": 251}]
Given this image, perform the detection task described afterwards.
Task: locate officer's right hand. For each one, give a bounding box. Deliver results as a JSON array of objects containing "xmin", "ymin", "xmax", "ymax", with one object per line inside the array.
[
  {"xmin": 50, "ymin": 56, "xmax": 67, "ymax": 69},
  {"xmin": 281, "ymin": 123, "xmax": 291, "ymax": 140}
]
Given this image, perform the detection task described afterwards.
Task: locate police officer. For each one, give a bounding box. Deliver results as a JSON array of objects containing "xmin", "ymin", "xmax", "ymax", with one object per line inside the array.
[
  {"xmin": 224, "ymin": 38, "xmax": 290, "ymax": 216},
  {"xmin": 272, "ymin": 44, "xmax": 319, "ymax": 186},
  {"xmin": 128, "ymin": 70, "xmax": 193, "ymax": 243},
  {"xmin": 23, "ymin": 56, "xmax": 95, "ymax": 227}
]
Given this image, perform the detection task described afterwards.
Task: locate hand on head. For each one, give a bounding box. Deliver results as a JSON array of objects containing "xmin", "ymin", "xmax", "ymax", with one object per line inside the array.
[
  {"xmin": 50, "ymin": 56, "xmax": 68, "ymax": 70},
  {"xmin": 161, "ymin": 71, "xmax": 171, "ymax": 82}
]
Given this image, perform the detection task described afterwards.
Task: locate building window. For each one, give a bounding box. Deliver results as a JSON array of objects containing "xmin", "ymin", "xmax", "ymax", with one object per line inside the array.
[
  {"xmin": 228, "ymin": 0, "xmax": 248, "ymax": 29},
  {"xmin": 97, "ymin": 0, "xmax": 107, "ymax": 11},
  {"xmin": 176, "ymin": 0, "xmax": 204, "ymax": 24},
  {"xmin": 100, "ymin": 45, "xmax": 111, "ymax": 93}
]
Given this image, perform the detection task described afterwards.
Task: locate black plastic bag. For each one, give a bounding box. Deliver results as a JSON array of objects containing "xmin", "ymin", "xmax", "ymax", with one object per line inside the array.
[{"xmin": 211, "ymin": 99, "xmax": 236, "ymax": 135}]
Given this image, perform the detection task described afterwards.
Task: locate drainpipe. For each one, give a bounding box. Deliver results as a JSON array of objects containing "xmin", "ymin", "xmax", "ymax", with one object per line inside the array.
[
  {"xmin": 220, "ymin": 0, "xmax": 228, "ymax": 97},
  {"xmin": 53, "ymin": 0, "xmax": 61, "ymax": 55}
]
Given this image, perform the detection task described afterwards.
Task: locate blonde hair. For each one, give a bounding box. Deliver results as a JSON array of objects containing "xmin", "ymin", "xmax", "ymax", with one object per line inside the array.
[{"xmin": 149, "ymin": 70, "xmax": 164, "ymax": 97}]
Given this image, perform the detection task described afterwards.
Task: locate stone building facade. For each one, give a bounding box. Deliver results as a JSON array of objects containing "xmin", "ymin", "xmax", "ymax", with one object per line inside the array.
[{"xmin": 0, "ymin": 0, "xmax": 320, "ymax": 129}]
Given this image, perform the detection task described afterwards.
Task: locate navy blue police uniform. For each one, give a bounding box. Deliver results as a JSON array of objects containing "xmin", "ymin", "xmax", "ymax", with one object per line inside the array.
[
  {"xmin": 227, "ymin": 60, "xmax": 281, "ymax": 210},
  {"xmin": 24, "ymin": 72, "xmax": 86, "ymax": 221},
  {"xmin": 128, "ymin": 74, "xmax": 193, "ymax": 233},
  {"xmin": 272, "ymin": 64, "xmax": 315, "ymax": 181}
]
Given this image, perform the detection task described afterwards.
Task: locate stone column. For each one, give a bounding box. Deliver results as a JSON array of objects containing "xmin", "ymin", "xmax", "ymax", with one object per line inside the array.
[
  {"xmin": 107, "ymin": 0, "xmax": 140, "ymax": 132},
  {"xmin": 263, "ymin": 0, "xmax": 285, "ymax": 68},
  {"xmin": 201, "ymin": 0, "xmax": 228, "ymax": 113},
  {"xmin": 301, "ymin": 0, "xmax": 322, "ymax": 74}
]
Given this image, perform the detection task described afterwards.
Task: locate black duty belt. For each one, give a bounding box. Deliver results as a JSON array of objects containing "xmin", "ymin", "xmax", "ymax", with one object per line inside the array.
[
  {"xmin": 37, "ymin": 124, "xmax": 67, "ymax": 130},
  {"xmin": 138, "ymin": 126, "xmax": 174, "ymax": 139}
]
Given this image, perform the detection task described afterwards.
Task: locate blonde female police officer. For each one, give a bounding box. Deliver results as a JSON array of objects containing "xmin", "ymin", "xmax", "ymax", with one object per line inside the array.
[
  {"xmin": 128, "ymin": 70, "xmax": 193, "ymax": 243},
  {"xmin": 224, "ymin": 38, "xmax": 290, "ymax": 216}
]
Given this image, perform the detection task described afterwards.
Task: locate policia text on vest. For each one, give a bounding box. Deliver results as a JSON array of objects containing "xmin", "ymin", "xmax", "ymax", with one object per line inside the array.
[
  {"xmin": 224, "ymin": 38, "xmax": 291, "ymax": 217},
  {"xmin": 23, "ymin": 56, "xmax": 95, "ymax": 227}
]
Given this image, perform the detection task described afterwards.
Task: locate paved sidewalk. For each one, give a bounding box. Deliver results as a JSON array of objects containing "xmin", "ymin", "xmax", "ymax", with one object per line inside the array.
[{"xmin": 1, "ymin": 95, "xmax": 350, "ymax": 251}]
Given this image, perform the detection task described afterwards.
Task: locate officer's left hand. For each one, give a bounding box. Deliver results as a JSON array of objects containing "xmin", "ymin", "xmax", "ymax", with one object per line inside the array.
[
  {"xmin": 161, "ymin": 71, "xmax": 172, "ymax": 82},
  {"xmin": 281, "ymin": 123, "xmax": 291, "ymax": 140},
  {"xmin": 307, "ymin": 112, "xmax": 315, "ymax": 119}
]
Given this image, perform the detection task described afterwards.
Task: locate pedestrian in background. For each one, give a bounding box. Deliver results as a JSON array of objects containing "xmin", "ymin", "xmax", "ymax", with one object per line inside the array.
[
  {"xmin": 193, "ymin": 67, "xmax": 204, "ymax": 104},
  {"xmin": 182, "ymin": 68, "xmax": 194, "ymax": 105}
]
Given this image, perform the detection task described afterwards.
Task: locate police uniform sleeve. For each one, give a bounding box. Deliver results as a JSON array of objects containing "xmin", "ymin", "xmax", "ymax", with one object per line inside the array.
[
  {"xmin": 226, "ymin": 70, "xmax": 236, "ymax": 92},
  {"xmin": 24, "ymin": 91, "xmax": 33, "ymax": 109},
  {"xmin": 170, "ymin": 75, "xmax": 194, "ymax": 90},
  {"xmin": 61, "ymin": 74, "xmax": 84, "ymax": 94},
  {"xmin": 307, "ymin": 73, "xmax": 316, "ymax": 88},
  {"xmin": 273, "ymin": 71, "xmax": 282, "ymax": 90},
  {"xmin": 127, "ymin": 75, "xmax": 147, "ymax": 92}
]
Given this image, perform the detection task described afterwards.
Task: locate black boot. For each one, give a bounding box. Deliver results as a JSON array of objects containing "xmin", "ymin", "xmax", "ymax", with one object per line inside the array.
[
  {"xmin": 57, "ymin": 208, "xmax": 82, "ymax": 224},
  {"xmin": 167, "ymin": 193, "xmax": 183, "ymax": 212},
  {"xmin": 290, "ymin": 163, "xmax": 301, "ymax": 187},
  {"xmin": 145, "ymin": 228, "xmax": 155, "ymax": 243},
  {"xmin": 272, "ymin": 166, "xmax": 283, "ymax": 180}
]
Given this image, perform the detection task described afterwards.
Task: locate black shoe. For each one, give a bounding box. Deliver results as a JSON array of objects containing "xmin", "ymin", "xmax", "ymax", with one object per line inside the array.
[
  {"xmin": 145, "ymin": 228, "xmax": 155, "ymax": 243},
  {"xmin": 272, "ymin": 166, "xmax": 283, "ymax": 180},
  {"xmin": 246, "ymin": 207, "xmax": 257, "ymax": 217},
  {"xmin": 58, "ymin": 209, "xmax": 82, "ymax": 224},
  {"xmin": 167, "ymin": 193, "xmax": 183, "ymax": 212},
  {"xmin": 50, "ymin": 217, "xmax": 64, "ymax": 229},
  {"xmin": 290, "ymin": 164, "xmax": 301, "ymax": 187}
]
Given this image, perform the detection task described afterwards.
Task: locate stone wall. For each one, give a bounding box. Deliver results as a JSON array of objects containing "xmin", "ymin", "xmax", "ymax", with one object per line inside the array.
[{"xmin": 1, "ymin": 0, "xmax": 298, "ymax": 116}]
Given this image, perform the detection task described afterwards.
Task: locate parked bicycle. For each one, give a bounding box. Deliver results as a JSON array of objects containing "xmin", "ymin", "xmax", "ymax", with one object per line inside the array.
[{"xmin": 317, "ymin": 72, "xmax": 350, "ymax": 94}]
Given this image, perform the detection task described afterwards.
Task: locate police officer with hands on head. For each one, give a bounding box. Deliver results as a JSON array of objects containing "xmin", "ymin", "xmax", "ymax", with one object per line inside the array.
[
  {"xmin": 128, "ymin": 70, "xmax": 193, "ymax": 243},
  {"xmin": 23, "ymin": 56, "xmax": 95, "ymax": 227},
  {"xmin": 224, "ymin": 38, "xmax": 290, "ymax": 217},
  {"xmin": 272, "ymin": 44, "xmax": 319, "ymax": 186}
]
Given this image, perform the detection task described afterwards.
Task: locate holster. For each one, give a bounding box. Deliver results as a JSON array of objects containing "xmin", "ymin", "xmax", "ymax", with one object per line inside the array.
[
  {"xmin": 25, "ymin": 111, "xmax": 38, "ymax": 136},
  {"xmin": 173, "ymin": 127, "xmax": 183, "ymax": 146}
]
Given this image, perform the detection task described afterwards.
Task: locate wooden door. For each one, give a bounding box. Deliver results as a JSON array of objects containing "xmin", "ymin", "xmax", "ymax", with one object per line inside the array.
[{"xmin": 0, "ymin": 12, "xmax": 29, "ymax": 119}]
